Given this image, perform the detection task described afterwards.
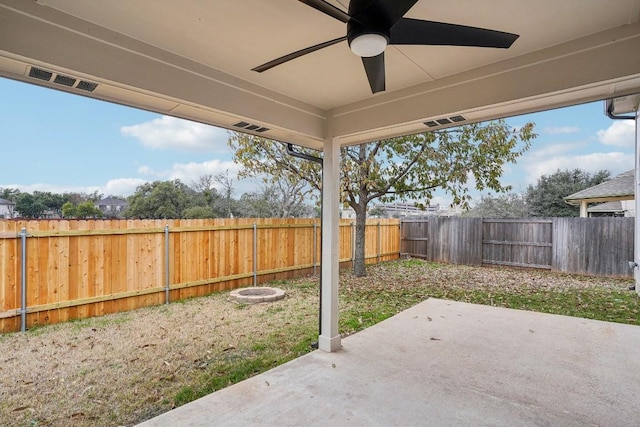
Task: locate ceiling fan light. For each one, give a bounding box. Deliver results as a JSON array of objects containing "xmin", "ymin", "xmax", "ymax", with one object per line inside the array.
[{"xmin": 350, "ymin": 33, "xmax": 388, "ymax": 57}]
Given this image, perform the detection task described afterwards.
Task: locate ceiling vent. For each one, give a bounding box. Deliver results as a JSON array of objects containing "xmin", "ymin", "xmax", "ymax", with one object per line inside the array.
[
  {"xmin": 424, "ymin": 115, "xmax": 467, "ymax": 128},
  {"xmin": 27, "ymin": 66, "xmax": 98, "ymax": 92},
  {"xmin": 233, "ymin": 121, "xmax": 269, "ymax": 133}
]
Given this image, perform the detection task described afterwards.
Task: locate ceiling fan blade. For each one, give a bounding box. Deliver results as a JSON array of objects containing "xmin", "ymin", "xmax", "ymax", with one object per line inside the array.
[
  {"xmin": 354, "ymin": 0, "xmax": 419, "ymax": 27},
  {"xmin": 252, "ymin": 36, "xmax": 346, "ymax": 73},
  {"xmin": 298, "ymin": 0, "xmax": 351, "ymax": 23},
  {"xmin": 390, "ymin": 18, "xmax": 519, "ymax": 48},
  {"xmin": 362, "ymin": 53, "xmax": 385, "ymax": 94}
]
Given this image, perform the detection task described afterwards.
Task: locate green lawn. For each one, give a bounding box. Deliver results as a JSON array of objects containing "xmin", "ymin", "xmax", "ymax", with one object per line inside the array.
[{"xmin": 174, "ymin": 259, "xmax": 638, "ymax": 406}]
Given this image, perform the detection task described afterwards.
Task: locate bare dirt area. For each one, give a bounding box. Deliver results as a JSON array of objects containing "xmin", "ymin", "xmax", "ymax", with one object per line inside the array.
[{"xmin": 0, "ymin": 260, "xmax": 634, "ymax": 427}]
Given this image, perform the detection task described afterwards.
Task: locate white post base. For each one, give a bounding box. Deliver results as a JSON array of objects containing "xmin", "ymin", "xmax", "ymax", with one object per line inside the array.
[{"xmin": 318, "ymin": 334, "xmax": 342, "ymax": 352}]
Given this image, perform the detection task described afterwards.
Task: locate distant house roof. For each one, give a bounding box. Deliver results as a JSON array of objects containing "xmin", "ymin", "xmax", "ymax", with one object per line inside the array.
[
  {"xmin": 587, "ymin": 200, "xmax": 624, "ymax": 213},
  {"xmin": 564, "ymin": 170, "xmax": 634, "ymax": 205}
]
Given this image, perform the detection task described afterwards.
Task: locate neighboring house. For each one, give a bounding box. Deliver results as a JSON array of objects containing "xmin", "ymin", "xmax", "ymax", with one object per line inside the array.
[
  {"xmin": 564, "ymin": 170, "xmax": 635, "ymax": 217},
  {"xmin": 586, "ymin": 200, "xmax": 635, "ymax": 217},
  {"xmin": 0, "ymin": 197, "xmax": 15, "ymax": 218},
  {"xmin": 95, "ymin": 197, "xmax": 128, "ymax": 218}
]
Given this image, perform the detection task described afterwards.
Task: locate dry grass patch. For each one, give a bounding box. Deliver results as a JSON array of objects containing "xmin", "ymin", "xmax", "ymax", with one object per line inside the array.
[
  {"xmin": 0, "ymin": 281, "xmax": 319, "ymax": 427},
  {"xmin": 0, "ymin": 259, "xmax": 636, "ymax": 426}
]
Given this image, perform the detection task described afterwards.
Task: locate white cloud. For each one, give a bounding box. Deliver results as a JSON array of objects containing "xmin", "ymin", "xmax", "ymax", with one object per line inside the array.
[
  {"xmin": 102, "ymin": 178, "xmax": 147, "ymax": 196},
  {"xmin": 544, "ymin": 126, "xmax": 580, "ymax": 134},
  {"xmin": 167, "ymin": 160, "xmax": 240, "ymax": 183},
  {"xmin": 138, "ymin": 159, "xmax": 259, "ymax": 195},
  {"xmin": 137, "ymin": 165, "xmax": 156, "ymax": 176},
  {"xmin": 121, "ymin": 115, "xmax": 230, "ymax": 152},
  {"xmin": 597, "ymin": 121, "xmax": 635, "ymax": 147},
  {"xmin": 521, "ymin": 151, "xmax": 634, "ymax": 184}
]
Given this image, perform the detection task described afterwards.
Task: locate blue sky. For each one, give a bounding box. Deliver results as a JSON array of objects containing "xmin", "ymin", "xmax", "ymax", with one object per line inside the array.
[{"xmin": 0, "ymin": 77, "xmax": 635, "ymax": 206}]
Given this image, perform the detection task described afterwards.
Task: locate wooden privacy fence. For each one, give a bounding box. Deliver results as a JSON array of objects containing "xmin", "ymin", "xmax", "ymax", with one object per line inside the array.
[
  {"xmin": 0, "ymin": 218, "xmax": 400, "ymax": 333},
  {"xmin": 402, "ymin": 217, "xmax": 634, "ymax": 278}
]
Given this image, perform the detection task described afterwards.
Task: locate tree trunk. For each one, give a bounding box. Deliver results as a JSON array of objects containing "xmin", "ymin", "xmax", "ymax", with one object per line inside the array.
[{"xmin": 353, "ymin": 201, "xmax": 368, "ymax": 277}]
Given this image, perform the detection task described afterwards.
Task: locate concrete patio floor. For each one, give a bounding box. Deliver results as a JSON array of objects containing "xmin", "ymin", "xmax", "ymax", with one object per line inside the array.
[{"xmin": 139, "ymin": 298, "xmax": 640, "ymax": 426}]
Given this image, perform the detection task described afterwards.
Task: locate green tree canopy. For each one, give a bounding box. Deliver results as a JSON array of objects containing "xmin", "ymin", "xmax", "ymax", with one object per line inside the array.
[
  {"xmin": 525, "ymin": 169, "xmax": 610, "ymax": 217},
  {"xmin": 190, "ymin": 174, "xmax": 227, "ymax": 217},
  {"xmin": 32, "ymin": 191, "xmax": 67, "ymax": 217},
  {"xmin": 15, "ymin": 193, "xmax": 47, "ymax": 218},
  {"xmin": 183, "ymin": 206, "xmax": 215, "ymax": 219},
  {"xmin": 76, "ymin": 201, "xmax": 103, "ymax": 219},
  {"xmin": 230, "ymin": 119, "xmax": 536, "ymax": 276},
  {"xmin": 463, "ymin": 193, "xmax": 528, "ymax": 218},
  {"xmin": 61, "ymin": 201, "xmax": 77, "ymax": 218},
  {"xmin": 124, "ymin": 180, "xmax": 195, "ymax": 219},
  {"xmin": 0, "ymin": 188, "xmax": 20, "ymax": 201},
  {"xmin": 236, "ymin": 183, "xmax": 314, "ymax": 218}
]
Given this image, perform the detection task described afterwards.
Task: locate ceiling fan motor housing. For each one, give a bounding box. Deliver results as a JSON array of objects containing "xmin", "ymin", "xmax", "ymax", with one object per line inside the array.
[
  {"xmin": 347, "ymin": 0, "xmax": 391, "ymax": 55},
  {"xmin": 347, "ymin": 20, "xmax": 390, "ymax": 55}
]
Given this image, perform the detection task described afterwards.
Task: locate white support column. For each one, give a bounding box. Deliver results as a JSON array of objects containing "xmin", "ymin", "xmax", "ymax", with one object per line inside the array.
[
  {"xmin": 319, "ymin": 135, "xmax": 342, "ymax": 352},
  {"xmin": 579, "ymin": 201, "xmax": 588, "ymax": 218},
  {"xmin": 635, "ymin": 111, "xmax": 639, "ymax": 294}
]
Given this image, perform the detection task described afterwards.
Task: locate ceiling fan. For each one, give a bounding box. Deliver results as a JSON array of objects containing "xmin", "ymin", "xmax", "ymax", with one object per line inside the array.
[{"xmin": 252, "ymin": 0, "xmax": 519, "ymax": 94}]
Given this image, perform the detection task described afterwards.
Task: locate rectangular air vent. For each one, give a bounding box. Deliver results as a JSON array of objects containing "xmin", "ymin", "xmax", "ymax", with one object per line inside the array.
[
  {"xmin": 233, "ymin": 121, "xmax": 269, "ymax": 133},
  {"xmin": 424, "ymin": 115, "xmax": 466, "ymax": 128},
  {"xmin": 27, "ymin": 66, "xmax": 98, "ymax": 92},
  {"xmin": 53, "ymin": 74, "xmax": 76, "ymax": 87},
  {"xmin": 28, "ymin": 67, "xmax": 53, "ymax": 81},
  {"xmin": 76, "ymin": 81, "xmax": 98, "ymax": 92}
]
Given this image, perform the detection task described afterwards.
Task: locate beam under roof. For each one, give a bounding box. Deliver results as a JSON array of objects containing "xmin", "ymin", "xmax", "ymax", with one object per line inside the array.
[{"xmin": 1, "ymin": 0, "xmax": 640, "ymax": 149}]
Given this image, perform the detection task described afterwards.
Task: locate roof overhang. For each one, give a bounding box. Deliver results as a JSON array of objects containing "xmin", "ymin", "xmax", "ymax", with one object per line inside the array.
[
  {"xmin": 565, "ymin": 195, "xmax": 635, "ymax": 206},
  {"xmin": 1, "ymin": 0, "xmax": 640, "ymax": 150}
]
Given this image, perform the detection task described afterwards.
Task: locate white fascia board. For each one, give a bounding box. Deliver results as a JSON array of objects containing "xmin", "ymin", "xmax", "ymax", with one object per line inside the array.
[
  {"xmin": 0, "ymin": 2, "xmax": 327, "ymax": 149},
  {"xmin": 331, "ymin": 23, "xmax": 640, "ymax": 145}
]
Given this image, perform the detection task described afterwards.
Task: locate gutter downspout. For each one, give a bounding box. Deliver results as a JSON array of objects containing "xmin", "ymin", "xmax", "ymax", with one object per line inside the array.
[
  {"xmin": 285, "ymin": 143, "xmax": 324, "ymax": 347},
  {"xmin": 607, "ymin": 98, "xmax": 639, "ymax": 292},
  {"xmin": 605, "ymin": 98, "xmax": 636, "ymax": 121}
]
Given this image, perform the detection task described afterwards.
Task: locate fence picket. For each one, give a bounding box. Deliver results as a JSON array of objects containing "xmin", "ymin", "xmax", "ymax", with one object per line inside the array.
[
  {"xmin": 0, "ymin": 218, "xmax": 400, "ymax": 333},
  {"xmin": 403, "ymin": 217, "xmax": 633, "ymax": 277}
]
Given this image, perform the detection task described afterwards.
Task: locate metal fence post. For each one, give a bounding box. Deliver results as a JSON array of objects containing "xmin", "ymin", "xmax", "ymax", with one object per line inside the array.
[
  {"xmin": 19, "ymin": 227, "xmax": 27, "ymax": 333},
  {"xmin": 253, "ymin": 222, "xmax": 258, "ymax": 286},
  {"xmin": 313, "ymin": 222, "xmax": 317, "ymax": 275},
  {"xmin": 351, "ymin": 222, "xmax": 356, "ymax": 262},
  {"xmin": 164, "ymin": 224, "xmax": 170, "ymax": 304},
  {"xmin": 377, "ymin": 221, "xmax": 381, "ymax": 264},
  {"xmin": 399, "ymin": 221, "xmax": 403, "ymax": 258}
]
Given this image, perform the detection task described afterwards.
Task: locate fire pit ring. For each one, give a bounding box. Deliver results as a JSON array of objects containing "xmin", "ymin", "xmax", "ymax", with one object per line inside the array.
[{"xmin": 229, "ymin": 287, "xmax": 286, "ymax": 304}]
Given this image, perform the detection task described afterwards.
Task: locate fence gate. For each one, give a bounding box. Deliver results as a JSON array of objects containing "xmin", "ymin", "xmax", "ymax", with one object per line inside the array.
[{"xmin": 482, "ymin": 219, "xmax": 552, "ymax": 269}]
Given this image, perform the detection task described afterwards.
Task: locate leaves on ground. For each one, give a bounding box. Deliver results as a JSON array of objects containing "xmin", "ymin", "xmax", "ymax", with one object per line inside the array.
[{"xmin": 0, "ymin": 259, "xmax": 636, "ymax": 426}]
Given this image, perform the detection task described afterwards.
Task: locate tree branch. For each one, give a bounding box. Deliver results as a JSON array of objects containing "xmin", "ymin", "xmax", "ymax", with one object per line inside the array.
[{"xmin": 368, "ymin": 140, "xmax": 433, "ymax": 201}]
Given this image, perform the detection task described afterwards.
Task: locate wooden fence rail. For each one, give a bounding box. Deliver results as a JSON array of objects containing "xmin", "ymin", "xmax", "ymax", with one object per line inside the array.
[
  {"xmin": 0, "ymin": 218, "xmax": 401, "ymax": 333},
  {"xmin": 402, "ymin": 217, "xmax": 634, "ymax": 278}
]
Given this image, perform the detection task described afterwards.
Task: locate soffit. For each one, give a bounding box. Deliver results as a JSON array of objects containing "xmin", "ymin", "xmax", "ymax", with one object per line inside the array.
[{"xmin": 0, "ymin": 0, "xmax": 639, "ymax": 148}]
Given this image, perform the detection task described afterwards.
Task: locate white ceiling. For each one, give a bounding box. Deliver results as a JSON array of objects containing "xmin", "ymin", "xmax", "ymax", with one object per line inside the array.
[{"xmin": 1, "ymin": 0, "xmax": 639, "ymax": 149}]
